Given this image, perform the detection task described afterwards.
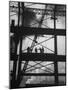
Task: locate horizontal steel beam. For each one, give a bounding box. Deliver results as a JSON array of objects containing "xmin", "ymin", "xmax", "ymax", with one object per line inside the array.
[
  {"xmin": 10, "ymin": 4, "xmax": 66, "ymax": 12},
  {"xmin": 22, "ymin": 27, "xmax": 66, "ymax": 36},
  {"xmin": 10, "ymin": 26, "xmax": 66, "ymax": 36},
  {"xmin": 22, "ymin": 73, "xmax": 66, "ymax": 76},
  {"xmin": 10, "ymin": 53, "xmax": 66, "ymax": 61},
  {"xmin": 25, "ymin": 7, "xmax": 66, "ymax": 13},
  {"xmin": 25, "ymin": 84, "xmax": 66, "ymax": 88},
  {"xmin": 21, "ymin": 53, "xmax": 66, "ymax": 61}
]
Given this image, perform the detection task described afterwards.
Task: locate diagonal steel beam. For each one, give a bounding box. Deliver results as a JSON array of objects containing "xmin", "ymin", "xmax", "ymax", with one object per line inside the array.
[
  {"xmin": 26, "ymin": 36, "xmax": 54, "ymax": 52},
  {"xmin": 26, "ymin": 62, "xmax": 54, "ymax": 70},
  {"xmin": 26, "ymin": 62, "xmax": 54, "ymax": 73},
  {"xmin": 25, "ymin": 66, "xmax": 53, "ymax": 73}
]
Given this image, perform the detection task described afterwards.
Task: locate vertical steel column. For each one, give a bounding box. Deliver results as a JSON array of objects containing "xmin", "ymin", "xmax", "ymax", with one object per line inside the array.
[
  {"xmin": 11, "ymin": 2, "xmax": 20, "ymax": 88},
  {"xmin": 11, "ymin": 42, "xmax": 18, "ymax": 88},
  {"xmin": 16, "ymin": 2, "xmax": 24, "ymax": 87},
  {"xmin": 21, "ymin": 2, "xmax": 29, "ymax": 82},
  {"xmin": 54, "ymin": 5, "xmax": 58, "ymax": 85}
]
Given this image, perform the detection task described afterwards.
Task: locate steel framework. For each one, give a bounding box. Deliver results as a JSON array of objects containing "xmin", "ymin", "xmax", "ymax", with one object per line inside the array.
[{"xmin": 9, "ymin": 1, "xmax": 66, "ymax": 89}]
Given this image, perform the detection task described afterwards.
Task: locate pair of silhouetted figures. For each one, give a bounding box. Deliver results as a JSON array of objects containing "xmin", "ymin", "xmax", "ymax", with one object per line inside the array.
[{"xmin": 27, "ymin": 47, "xmax": 44, "ymax": 53}]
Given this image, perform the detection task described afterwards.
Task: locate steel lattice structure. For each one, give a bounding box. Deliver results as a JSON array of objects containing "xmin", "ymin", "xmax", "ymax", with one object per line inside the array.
[{"xmin": 9, "ymin": 1, "xmax": 66, "ymax": 89}]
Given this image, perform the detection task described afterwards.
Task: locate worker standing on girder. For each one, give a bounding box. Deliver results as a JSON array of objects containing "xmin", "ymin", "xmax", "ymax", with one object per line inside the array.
[
  {"xmin": 39, "ymin": 47, "xmax": 44, "ymax": 53},
  {"xmin": 35, "ymin": 48, "xmax": 37, "ymax": 53},
  {"xmin": 27, "ymin": 47, "xmax": 32, "ymax": 53},
  {"xmin": 41, "ymin": 47, "xmax": 44, "ymax": 53}
]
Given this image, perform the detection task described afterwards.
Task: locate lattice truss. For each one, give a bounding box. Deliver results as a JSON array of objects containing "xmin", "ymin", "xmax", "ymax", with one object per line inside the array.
[{"xmin": 9, "ymin": 1, "xmax": 66, "ymax": 87}]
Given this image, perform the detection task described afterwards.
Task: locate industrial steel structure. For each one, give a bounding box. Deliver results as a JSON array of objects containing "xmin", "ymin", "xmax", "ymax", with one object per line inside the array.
[{"xmin": 9, "ymin": 1, "xmax": 66, "ymax": 89}]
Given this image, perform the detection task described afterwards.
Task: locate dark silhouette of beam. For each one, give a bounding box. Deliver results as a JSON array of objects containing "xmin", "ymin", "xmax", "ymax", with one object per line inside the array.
[
  {"xmin": 22, "ymin": 73, "xmax": 66, "ymax": 76},
  {"xmin": 10, "ymin": 26, "xmax": 66, "ymax": 36},
  {"xmin": 10, "ymin": 53, "xmax": 66, "ymax": 61}
]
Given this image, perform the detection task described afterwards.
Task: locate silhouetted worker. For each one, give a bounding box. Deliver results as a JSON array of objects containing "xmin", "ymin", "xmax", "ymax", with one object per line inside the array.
[
  {"xmin": 41, "ymin": 47, "xmax": 44, "ymax": 53},
  {"xmin": 11, "ymin": 20, "xmax": 15, "ymax": 33},
  {"xmin": 35, "ymin": 48, "xmax": 37, "ymax": 53},
  {"xmin": 39, "ymin": 47, "xmax": 44, "ymax": 53},
  {"xmin": 39, "ymin": 47, "xmax": 42, "ymax": 53},
  {"xmin": 30, "ymin": 48, "xmax": 32, "ymax": 53},
  {"xmin": 27, "ymin": 47, "xmax": 30, "ymax": 53},
  {"xmin": 27, "ymin": 47, "xmax": 32, "ymax": 53}
]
